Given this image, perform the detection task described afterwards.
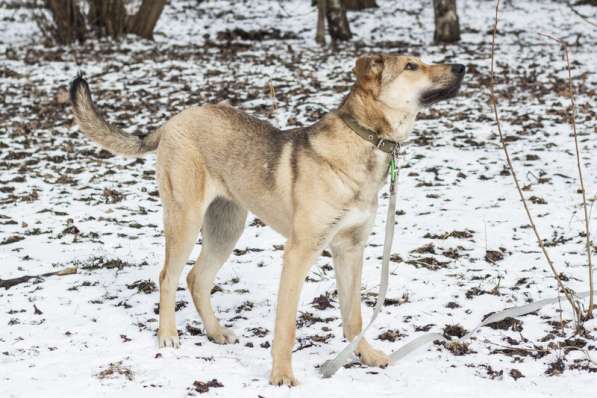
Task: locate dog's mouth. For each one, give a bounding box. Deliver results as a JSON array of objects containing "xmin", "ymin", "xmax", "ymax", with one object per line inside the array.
[{"xmin": 419, "ymin": 76, "xmax": 464, "ymax": 106}]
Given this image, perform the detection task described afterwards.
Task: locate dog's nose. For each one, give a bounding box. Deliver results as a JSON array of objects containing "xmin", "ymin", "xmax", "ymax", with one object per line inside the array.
[{"xmin": 452, "ymin": 64, "xmax": 466, "ymax": 75}]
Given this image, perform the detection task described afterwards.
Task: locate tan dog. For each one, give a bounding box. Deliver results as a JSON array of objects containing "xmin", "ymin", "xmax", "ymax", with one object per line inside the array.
[{"xmin": 70, "ymin": 54, "xmax": 464, "ymax": 386}]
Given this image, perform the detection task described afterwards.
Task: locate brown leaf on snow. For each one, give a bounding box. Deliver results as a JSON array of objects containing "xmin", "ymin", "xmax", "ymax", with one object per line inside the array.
[
  {"xmin": 510, "ymin": 368, "xmax": 525, "ymax": 380},
  {"xmin": 191, "ymin": 379, "xmax": 223, "ymax": 394},
  {"xmin": 485, "ymin": 249, "xmax": 504, "ymax": 263},
  {"xmin": 96, "ymin": 361, "xmax": 134, "ymax": 382}
]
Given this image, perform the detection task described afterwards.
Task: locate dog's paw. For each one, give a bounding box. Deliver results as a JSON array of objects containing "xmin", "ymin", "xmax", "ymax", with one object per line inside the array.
[
  {"xmin": 158, "ymin": 334, "xmax": 180, "ymax": 348},
  {"xmin": 269, "ymin": 368, "xmax": 298, "ymax": 387},
  {"xmin": 357, "ymin": 346, "xmax": 391, "ymax": 368},
  {"xmin": 207, "ymin": 326, "xmax": 238, "ymax": 345}
]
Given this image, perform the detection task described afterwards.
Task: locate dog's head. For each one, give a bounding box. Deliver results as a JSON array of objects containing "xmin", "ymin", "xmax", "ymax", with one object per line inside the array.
[{"xmin": 353, "ymin": 54, "xmax": 465, "ymax": 112}]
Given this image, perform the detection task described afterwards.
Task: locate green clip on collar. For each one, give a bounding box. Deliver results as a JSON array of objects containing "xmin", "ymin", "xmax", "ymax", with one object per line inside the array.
[{"xmin": 390, "ymin": 157, "xmax": 398, "ymax": 184}]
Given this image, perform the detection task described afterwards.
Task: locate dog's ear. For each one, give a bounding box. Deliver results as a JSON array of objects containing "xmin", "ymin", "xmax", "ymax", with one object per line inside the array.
[{"xmin": 353, "ymin": 54, "xmax": 384, "ymax": 96}]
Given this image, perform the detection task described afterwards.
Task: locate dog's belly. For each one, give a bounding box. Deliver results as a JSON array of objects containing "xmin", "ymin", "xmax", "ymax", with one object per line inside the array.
[
  {"xmin": 220, "ymin": 177, "xmax": 292, "ymax": 237},
  {"xmin": 242, "ymin": 195, "xmax": 292, "ymax": 237},
  {"xmin": 253, "ymin": 210, "xmax": 291, "ymax": 237}
]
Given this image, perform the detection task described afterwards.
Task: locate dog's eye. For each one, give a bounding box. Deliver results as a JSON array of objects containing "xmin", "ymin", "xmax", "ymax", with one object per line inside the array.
[{"xmin": 405, "ymin": 62, "xmax": 418, "ymax": 71}]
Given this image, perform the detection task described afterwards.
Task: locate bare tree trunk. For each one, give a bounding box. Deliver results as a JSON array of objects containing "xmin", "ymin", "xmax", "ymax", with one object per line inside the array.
[
  {"xmin": 433, "ymin": 0, "xmax": 460, "ymax": 43},
  {"xmin": 343, "ymin": 0, "xmax": 377, "ymax": 10},
  {"xmin": 127, "ymin": 0, "xmax": 167, "ymax": 40},
  {"xmin": 41, "ymin": 0, "xmax": 167, "ymax": 44},
  {"xmin": 45, "ymin": 0, "xmax": 85, "ymax": 44},
  {"xmin": 315, "ymin": 0, "xmax": 327, "ymax": 45},
  {"xmin": 88, "ymin": 0, "xmax": 127, "ymax": 39},
  {"xmin": 326, "ymin": 0, "xmax": 351, "ymax": 41}
]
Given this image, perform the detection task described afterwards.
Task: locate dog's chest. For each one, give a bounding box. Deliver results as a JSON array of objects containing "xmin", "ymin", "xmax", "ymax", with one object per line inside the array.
[
  {"xmin": 335, "ymin": 158, "xmax": 386, "ymax": 231},
  {"xmin": 337, "ymin": 202, "xmax": 376, "ymax": 231}
]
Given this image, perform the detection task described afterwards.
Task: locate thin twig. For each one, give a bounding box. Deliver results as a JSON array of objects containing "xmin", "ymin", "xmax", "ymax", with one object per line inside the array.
[
  {"xmin": 488, "ymin": 0, "xmax": 581, "ymax": 319},
  {"xmin": 562, "ymin": 38, "xmax": 593, "ymax": 318},
  {"xmin": 0, "ymin": 266, "xmax": 77, "ymax": 290},
  {"xmin": 484, "ymin": 340, "xmax": 551, "ymax": 354},
  {"xmin": 268, "ymin": 81, "xmax": 278, "ymax": 114},
  {"xmin": 564, "ymin": 44, "xmax": 593, "ymax": 318},
  {"xmin": 583, "ymin": 349, "xmax": 597, "ymax": 366},
  {"xmin": 537, "ymin": 32, "xmax": 594, "ymax": 319},
  {"xmin": 566, "ymin": 2, "xmax": 597, "ymax": 28}
]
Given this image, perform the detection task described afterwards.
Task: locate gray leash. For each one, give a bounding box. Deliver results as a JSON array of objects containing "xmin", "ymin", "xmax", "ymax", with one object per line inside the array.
[
  {"xmin": 319, "ymin": 154, "xmax": 596, "ymax": 378},
  {"xmin": 387, "ymin": 290, "xmax": 595, "ymax": 364},
  {"xmin": 320, "ymin": 153, "xmax": 400, "ymax": 377}
]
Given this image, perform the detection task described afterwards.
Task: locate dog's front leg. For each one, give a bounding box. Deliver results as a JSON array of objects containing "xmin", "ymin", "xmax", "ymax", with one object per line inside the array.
[
  {"xmin": 331, "ymin": 228, "xmax": 391, "ymax": 368},
  {"xmin": 270, "ymin": 238, "xmax": 321, "ymax": 386}
]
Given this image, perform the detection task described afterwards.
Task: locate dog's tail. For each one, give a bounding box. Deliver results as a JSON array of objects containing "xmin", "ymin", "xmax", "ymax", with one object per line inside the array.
[{"xmin": 69, "ymin": 75, "xmax": 161, "ymax": 157}]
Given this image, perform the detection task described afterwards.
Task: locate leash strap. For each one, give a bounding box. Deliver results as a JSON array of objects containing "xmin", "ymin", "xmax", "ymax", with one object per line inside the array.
[
  {"xmin": 388, "ymin": 290, "xmax": 595, "ymax": 363},
  {"xmin": 320, "ymin": 155, "xmax": 399, "ymax": 378},
  {"xmin": 319, "ymin": 151, "xmax": 596, "ymax": 377}
]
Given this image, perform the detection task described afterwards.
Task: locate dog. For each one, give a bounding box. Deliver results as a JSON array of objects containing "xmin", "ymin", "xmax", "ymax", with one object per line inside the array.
[{"xmin": 69, "ymin": 54, "xmax": 464, "ymax": 386}]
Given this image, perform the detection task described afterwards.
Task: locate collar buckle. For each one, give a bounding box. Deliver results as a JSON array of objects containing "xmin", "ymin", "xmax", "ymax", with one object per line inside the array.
[
  {"xmin": 338, "ymin": 112, "xmax": 401, "ymax": 155},
  {"xmin": 391, "ymin": 142, "xmax": 401, "ymax": 158}
]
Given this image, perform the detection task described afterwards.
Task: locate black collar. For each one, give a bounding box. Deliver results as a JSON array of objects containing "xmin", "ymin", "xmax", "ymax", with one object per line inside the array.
[{"xmin": 338, "ymin": 112, "xmax": 400, "ymax": 155}]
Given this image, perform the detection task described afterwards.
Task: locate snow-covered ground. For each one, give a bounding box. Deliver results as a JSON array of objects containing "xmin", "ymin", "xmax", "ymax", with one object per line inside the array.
[{"xmin": 1, "ymin": 0, "xmax": 596, "ymax": 397}]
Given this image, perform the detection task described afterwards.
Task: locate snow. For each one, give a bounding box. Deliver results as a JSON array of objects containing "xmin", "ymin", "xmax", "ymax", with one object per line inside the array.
[{"xmin": 1, "ymin": 0, "xmax": 596, "ymax": 397}]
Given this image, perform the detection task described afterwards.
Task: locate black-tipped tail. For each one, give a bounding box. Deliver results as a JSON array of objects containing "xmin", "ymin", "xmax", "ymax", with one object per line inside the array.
[
  {"xmin": 69, "ymin": 72, "xmax": 90, "ymax": 107},
  {"xmin": 68, "ymin": 73, "xmax": 161, "ymax": 157}
]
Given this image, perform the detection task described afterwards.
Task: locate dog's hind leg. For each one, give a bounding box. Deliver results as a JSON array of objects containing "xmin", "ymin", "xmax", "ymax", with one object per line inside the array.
[
  {"xmin": 187, "ymin": 197, "xmax": 247, "ymax": 344},
  {"xmin": 156, "ymin": 150, "xmax": 212, "ymax": 348},
  {"xmin": 158, "ymin": 200, "xmax": 205, "ymax": 348}
]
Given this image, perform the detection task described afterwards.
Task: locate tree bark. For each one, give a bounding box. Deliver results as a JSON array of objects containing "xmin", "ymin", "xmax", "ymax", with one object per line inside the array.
[
  {"xmin": 41, "ymin": 0, "xmax": 167, "ymax": 44},
  {"xmin": 127, "ymin": 0, "xmax": 167, "ymax": 40},
  {"xmin": 433, "ymin": 0, "xmax": 460, "ymax": 43},
  {"xmin": 326, "ymin": 0, "xmax": 351, "ymax": 41},
  {"xmin": 343, "ymin": 0, "xmax": 377, "ymax": 10},
  {"xmin": 315, "ymin": 0, "xmax": 326, "ymax": 45},
  {"xmin": 88, "ymin": 0, "xmax": 127, "ymax": 39},
  {"xmin": 45, "ymin": 0, "xmax": 85, "ymax": 44}
]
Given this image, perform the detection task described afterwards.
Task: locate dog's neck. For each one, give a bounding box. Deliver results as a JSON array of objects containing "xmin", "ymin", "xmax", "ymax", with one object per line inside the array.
[
  {"xmin": 378, "ymin": 102, "xmax": 416, "ymax": 142},
  {"xmin": 339, "ymin": 86, "xmax": 417, "ymax": 143}
]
